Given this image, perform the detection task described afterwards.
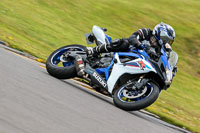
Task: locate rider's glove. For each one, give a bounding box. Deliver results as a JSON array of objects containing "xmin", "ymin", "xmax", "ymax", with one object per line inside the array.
[
  {"xmin": 146, "ymin": 47, "xmax": 160, "ymax": 61},
  {"xmin": 137, "ymin": 43, "xmax": 145, "ymax": 50}
]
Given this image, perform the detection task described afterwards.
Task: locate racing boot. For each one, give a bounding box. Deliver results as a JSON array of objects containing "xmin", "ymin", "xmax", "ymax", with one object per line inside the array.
[
  {"xmin": 74, "ymin": 55, "xmax": 85, "ymax": 77},
  {"xmin": 86, "ymin": 47, "xmax": 99, "ymax": 57}
]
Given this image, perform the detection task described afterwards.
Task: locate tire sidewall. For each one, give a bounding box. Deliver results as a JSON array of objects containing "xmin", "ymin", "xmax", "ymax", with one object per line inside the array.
[{"xmin": 46, "ymin": 44, "xmax": 87, "ymax": 79}]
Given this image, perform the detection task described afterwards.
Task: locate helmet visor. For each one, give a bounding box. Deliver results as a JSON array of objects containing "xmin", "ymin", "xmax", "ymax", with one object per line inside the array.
[{"xmin": 160, "ymin": 36, "xmax": 174, "ymax": 45}]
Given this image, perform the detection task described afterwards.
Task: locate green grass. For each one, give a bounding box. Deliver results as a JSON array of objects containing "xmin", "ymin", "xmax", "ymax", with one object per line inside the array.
[{"xmin": 0, "ymin": 0, "xmax": 200, "ymax": 132}]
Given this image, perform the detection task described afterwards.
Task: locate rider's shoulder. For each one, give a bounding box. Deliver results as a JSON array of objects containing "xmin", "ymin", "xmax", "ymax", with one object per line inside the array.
[
  {"xmin": 136, "ymin": 28, "xmax": 152, "ymax": 38},
  {"xmin": 137, "ymin": 28, "xmax": 152, "ymax": 34}
]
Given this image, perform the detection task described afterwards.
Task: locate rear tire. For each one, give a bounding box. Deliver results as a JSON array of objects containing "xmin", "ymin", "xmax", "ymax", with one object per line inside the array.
[
  {"xmin": 113, "ymin": 81, "xmax": 160, "ymax": 111},
  {"xmin": 46, "ymin": 44, "xmax": 87, "ymax": 79}
]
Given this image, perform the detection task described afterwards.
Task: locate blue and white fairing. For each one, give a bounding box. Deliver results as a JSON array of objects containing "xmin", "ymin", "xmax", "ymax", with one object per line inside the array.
[
  {"xmin": 106, "ymin": 51, "xmax": 157, "ymax": 93},
  {"xmin": 160, "ymin": 48, "xmax": 173, "ymax": 84}
]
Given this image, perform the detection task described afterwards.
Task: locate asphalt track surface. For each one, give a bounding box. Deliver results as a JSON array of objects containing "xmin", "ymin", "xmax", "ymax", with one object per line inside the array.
[{"xmin": 0, "ymin": 46, "xmax": 189, "ymax": 133}]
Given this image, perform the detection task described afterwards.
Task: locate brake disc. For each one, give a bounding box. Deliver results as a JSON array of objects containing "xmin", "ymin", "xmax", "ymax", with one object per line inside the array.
[{"xmin": 123, "ymin": 86, "xmax": 147, "ymax": 99}]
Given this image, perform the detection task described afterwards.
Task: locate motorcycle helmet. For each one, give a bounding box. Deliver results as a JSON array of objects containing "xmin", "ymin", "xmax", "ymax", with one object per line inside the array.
[{"xmin": 152, "ymin": 22, "xmax": 175, "ymax": 46}]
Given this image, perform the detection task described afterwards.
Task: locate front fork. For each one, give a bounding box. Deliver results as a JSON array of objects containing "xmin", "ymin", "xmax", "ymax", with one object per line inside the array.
[{"xmin": 131, "ymin": 75, "xmax": 149, "ymax": 90}]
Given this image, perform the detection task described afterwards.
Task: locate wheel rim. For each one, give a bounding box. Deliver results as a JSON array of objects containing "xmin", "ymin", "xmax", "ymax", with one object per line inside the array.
[
  {"xmin": 50, "ymin": 47, "xmax": 84, "ymax": 67},
  {"xmin": 117, "ymin": 82, "xmax": 154, "ymax": 103}
]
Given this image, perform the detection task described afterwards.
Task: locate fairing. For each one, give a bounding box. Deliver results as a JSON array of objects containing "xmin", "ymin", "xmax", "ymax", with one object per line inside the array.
[{"xmin": 106, "ymin": 53, "xmax": 156, "ymax": 93}]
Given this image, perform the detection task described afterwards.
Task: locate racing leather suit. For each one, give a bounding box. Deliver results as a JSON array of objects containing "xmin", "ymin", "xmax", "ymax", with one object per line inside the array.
[{"xmin": 90, "ymin": 28, "xmax": 161, "ymax": 60}]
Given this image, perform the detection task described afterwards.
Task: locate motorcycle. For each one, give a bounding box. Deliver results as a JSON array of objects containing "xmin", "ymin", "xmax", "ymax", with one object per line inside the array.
[{"xmin": 46, "ymin": 25, "xmax": 178, "ymax": 111}]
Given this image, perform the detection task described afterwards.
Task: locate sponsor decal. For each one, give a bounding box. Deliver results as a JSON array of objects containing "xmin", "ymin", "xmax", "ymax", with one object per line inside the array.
[
  {"xmin": 125, "ymin": 62, "xmax": 139, "ymax": 67},
  {"xmin": 93, "ymin": 72, "xmax": 107, "ymax": 88},
  {"xmin": 78, "ymin": 60, "xmax": 83, "ymax": 64},
  {"xmin": 86, "ymin": 68, "xmax": 93, "ymax": 75},
  {"xmin": 138, "ymin": 60, "xmax": 146, "ymax": 70}
]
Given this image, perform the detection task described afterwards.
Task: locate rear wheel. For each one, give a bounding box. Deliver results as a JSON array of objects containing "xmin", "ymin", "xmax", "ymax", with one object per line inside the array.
[
  {"xmin": 113, "ymin": 80, "xmax": 160, "ymax": 111},
  {"xmin": 46, "ymin": 44, "xmax": 87, "ymax": 79}
]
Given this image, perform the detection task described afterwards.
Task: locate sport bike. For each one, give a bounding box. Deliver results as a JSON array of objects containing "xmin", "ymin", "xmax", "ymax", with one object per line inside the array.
[{"xmin": 46, "ymin": 25, "xmax": 178, "ymax": 111}]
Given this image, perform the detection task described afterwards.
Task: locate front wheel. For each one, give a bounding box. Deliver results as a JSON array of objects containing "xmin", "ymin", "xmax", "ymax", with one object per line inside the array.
[
  {"xmin": 113, "ymin": 80, "xmax": 160, "ymax": 111},
  {"xmin": 46, "ymin": 44, "xmax": 87, "ymax": 79}
]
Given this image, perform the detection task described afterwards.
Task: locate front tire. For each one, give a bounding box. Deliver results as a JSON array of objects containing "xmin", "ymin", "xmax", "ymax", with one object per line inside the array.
[
  {"xmin": 113, "ymin": 81, "xmax": 160, "ymax": 111},
  {"xmin": 46, "ymin": 44, "xmax": 87, "ymax": 79}
]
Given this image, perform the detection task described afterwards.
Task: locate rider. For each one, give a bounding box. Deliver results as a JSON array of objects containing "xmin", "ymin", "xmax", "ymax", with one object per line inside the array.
[{"xmin": 75, "ymin": 22, "xmax": 176, "ymax": 77}]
